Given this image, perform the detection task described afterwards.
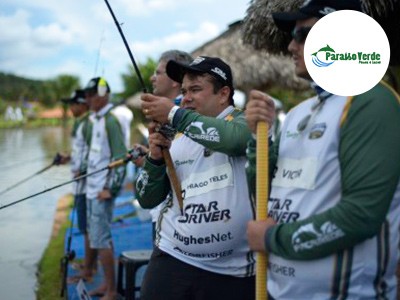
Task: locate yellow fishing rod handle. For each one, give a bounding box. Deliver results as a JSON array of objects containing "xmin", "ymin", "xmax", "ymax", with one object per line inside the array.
[
  {"xmin": 256, "ymin": 121, "xmax": 269, "ymax": 300},
  {"xmin": 108, "ymin": 158, "xmax": 126, "ymax": 169}
]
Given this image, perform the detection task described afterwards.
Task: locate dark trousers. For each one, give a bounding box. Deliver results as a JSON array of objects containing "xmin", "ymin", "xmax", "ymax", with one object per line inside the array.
[{"xmin": 140, "ymin": 247, "xmax": 255, "ymax": 300}]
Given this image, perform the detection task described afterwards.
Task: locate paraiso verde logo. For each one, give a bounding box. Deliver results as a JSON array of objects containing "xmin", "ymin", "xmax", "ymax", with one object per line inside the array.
[
  {"xmin": 311, "ymin": 45, "xmax": 335, "ymax": 67},
  {"xmin": 311, "ymin": 44, "xmax": 382, "ymax": 67},
  {"xmin": 304, "ymin": 10, "xmax": 390, "ymax": 96}
]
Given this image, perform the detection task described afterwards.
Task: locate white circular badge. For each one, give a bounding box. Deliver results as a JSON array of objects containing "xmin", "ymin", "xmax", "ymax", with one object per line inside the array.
[{"xmin": 304, "ymin": 10, "xmax": 390, "ymax": 96}]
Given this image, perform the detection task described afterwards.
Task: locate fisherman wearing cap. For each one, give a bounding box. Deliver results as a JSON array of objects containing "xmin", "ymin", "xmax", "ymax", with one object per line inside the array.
[
  {"xmin": 60, "ymin": 89, "xmax": 91, "ymax": 237},
  {"xmin": 136, "ymin": 56, "xmax": 255, "ymax": 300},
  {"xmin": 133, "ymin": 49, "xmax": 193, "ymax": 244},
  {"xmin": 245, "ymin": 0, "xmax": 400, "ymax": 299},
  {"xmin": 83, "ymin": 77, "xmax": 127, "ymax": 300},
  {"xmin": 59, "ymin": 90, "xmax": 95, "ymax": 284}
]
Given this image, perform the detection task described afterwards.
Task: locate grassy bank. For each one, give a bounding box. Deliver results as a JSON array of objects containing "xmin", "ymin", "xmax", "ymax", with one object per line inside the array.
[
  {"xmin": 0, "ymin": 118, "xmax": 68, "ymax": 129},
  {"xmin": 36, "ymin": 194, "xmax": 73, "ymax": 300}
]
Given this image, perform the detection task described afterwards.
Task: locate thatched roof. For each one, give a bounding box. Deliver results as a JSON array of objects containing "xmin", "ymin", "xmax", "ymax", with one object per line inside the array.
[
  {"xmin": 191, "ymin": 21, "xmax": 309, "ymax": 93},
  {"xmin": 242, "ymin": 0, "xmax": 400, "ymax": 65}
]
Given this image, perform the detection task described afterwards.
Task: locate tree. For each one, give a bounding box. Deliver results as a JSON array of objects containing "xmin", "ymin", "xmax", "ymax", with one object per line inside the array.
[
  {"xmin": 50, "ymin": 74, "xmax": 81, "ymax": 122},
  {"xmin": 119, "ymin": 58, "xmax": 157, "ymax": 125},
  {"xmin": 120, "ymin": 58, "xmax": 156, "ymax": 98}
]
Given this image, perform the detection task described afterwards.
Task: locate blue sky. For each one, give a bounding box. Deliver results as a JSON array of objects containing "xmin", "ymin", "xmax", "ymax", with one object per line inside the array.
[{"xmin": 0, "ymin": 0, "xmax": 250, "ymax": 93}]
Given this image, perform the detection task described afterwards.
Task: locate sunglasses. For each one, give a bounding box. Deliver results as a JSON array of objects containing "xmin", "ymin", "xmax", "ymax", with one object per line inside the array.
[{"xmin": 291, "ymin": 27, "xmax": 312, "ymax": 43}]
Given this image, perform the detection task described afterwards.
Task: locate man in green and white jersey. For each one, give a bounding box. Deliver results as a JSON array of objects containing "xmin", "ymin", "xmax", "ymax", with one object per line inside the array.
[
  {"xmin": 136, "ymin": 56, "xmax": 255, "ymax": 300},
  {"xmin": 84, "ymin": 77, "xmax": 127, "ymax": 300},
  {"xmin": 245, "ymin": 0, "xmax": 400, "ymax": 299},
  {"xmin": 60, "ymin": 89, "xmax": 94, "ymax": 282}
]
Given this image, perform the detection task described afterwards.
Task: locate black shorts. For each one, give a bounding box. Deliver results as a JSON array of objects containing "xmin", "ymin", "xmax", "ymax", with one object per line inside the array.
[{"xmin": 140, "ymin": 247, "xmax": 255, "ymax": 300}]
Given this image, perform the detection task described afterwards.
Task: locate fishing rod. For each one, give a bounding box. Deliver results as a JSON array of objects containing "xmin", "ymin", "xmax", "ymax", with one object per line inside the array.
[
  {"xmin": 103, "ymin": 0, "xmax": 146, "ymax": 93},
  {"xmin": 0, "ymin": 148, "xmax": 145, "ymax": 211},
  {"xmin": 60, "ymin": 155, "xmax": 87, "ymax": 298},
  {"xmin": 60, "ymin": 190, "xmax": 78, "ymax": 299},
  {"xmin": 103, "ymin": 0, "xmax": 184, "ymax": 212},
  {"xmin": 0, "ymin": 153, "xmax": 62, "ymax": 197}
]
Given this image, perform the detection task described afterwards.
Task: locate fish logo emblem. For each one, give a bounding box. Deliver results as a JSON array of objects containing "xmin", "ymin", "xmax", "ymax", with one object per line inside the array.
[{"xmin": 311, "ymin": 45, "xmax": 335, "ymax": 67}]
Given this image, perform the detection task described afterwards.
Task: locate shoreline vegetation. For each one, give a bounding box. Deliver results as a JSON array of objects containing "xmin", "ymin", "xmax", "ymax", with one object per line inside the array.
[
  {"xmin": 36, "ymin": 194, "xmax": 73, "ymax": 300},
  {"xmin": 0, "ymin": 118, "xmax": 70, "ymax": 129}
]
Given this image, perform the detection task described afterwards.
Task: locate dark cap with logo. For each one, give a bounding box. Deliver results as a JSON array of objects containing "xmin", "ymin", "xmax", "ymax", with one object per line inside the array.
[
  {"xmin": 61, "ymin": 89, "xmax": 86, "ymax": 105},
  {"xmin": 272, "ymin": 0, "xmax": 362, "ymax": 32},
  {"xmin": 166, "ymin": 56, "xmax": 234, "ymax": 89},
  {"xmin": 84, "ymin": 77, "xmax": 111, "ymax": 96}
]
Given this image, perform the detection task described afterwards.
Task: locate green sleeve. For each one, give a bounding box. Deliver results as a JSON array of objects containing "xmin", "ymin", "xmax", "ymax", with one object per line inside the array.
[
  {"xmin": 266, "ymin": 83, "xmax": 400, "ymax": 260},
  {"xmin": 72, "ymin": 119, "xmax": 80, "ymax": 138},
  {"xmin": 105, "ymin": 114, "xmax": 127, "ymax": 197},
  {"xmin": 135, "ymin": 158, "xmax": 171, "ymax": 209},
  {"xmin": 174, "ymin": 109, "xmax": 252, "ymax": 156},
  {"xmin": 246, "ymin": 134, "xmax": 280, "ymax": 201}
]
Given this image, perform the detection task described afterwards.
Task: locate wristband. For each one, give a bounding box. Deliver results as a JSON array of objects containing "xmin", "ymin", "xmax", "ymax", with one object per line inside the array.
[{"xmin": 167, "ymin": 105, "xmax": 180, "ymax": 125}]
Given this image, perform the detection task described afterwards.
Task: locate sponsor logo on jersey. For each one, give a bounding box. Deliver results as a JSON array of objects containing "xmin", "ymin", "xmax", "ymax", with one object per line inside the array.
[
  {"xmin": 185, "ymin": 121, "xmax": 220, "ymax": 142},
  {"xmin": 178, "ymin": 201, "xmax": 231, "ymax": 224},
  {"xmin": 292, "ymin": 221, "xmax": 345, "ymax": 252},
  {"xmin": 174, "ymin": 246, "xmax": 233, "ymax": 258},
  {"xmin": 136, "ymin": 170, "xmax": 149, "ymax": 197},
  {"xmin": 269, "ymin": 197, "xmax": 300, "ymax": 223},
  {"xmin": 175, "ymin": 159, "xmax": 194, "ymax": 167},
  {"xmin": 309, "ymin": 122, "xmax": 326, "ymax": 139},
  {"xmin": 269, "ymin": 261, "xmax": 296, "ymax": 277},
  {"xmin": 173, "ymin": 230, "xmax": 233, "ymax": 246}
]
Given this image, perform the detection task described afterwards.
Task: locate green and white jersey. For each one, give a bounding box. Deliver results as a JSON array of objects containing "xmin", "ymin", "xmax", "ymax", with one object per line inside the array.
[
  {"xmin": 247, "ymin": 82, "xmax": 400, "ymax": 299},
  {"xmin": 86, "ymin": 104, "xmax": 127, "ymax": 199},
  {"xmin": 137, "ymin": 106, "xmax": 255, "ymax": 277}
]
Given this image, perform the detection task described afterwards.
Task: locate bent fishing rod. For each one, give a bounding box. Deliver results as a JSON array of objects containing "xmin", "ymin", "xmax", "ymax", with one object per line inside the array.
[
  {"xmin": 103, "ymin": 0, "xmax": 184, "ymax": 212},
  {"xmin": 0, "ymin": 153, "xmax": 62, "ymax": 197},
  {"xmin": 0, "ymin": 148, "xmax": 144, "ymax": 211}
]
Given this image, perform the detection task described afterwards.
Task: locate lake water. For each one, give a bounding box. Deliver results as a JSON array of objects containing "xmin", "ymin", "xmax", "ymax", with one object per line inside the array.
[{"xmin": 0, "ymin": 127, "xmax": 72, "ymax": 300}]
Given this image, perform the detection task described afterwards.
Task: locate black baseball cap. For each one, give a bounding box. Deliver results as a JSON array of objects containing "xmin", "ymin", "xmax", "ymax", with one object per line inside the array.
[
  {"xmin": 272, "ymin": 0, "xmax": 362, "ymax": 32},
  {"xmin": 61, "ymin": 89, "xmax": 86, "ymax": 105},
  {"xmin": 84, "ymin": 77, "xmax": 111, "ymax": 95},
  {"xmin": 166, "ymin": 56, "xmax": 234, "ymax": 89}
]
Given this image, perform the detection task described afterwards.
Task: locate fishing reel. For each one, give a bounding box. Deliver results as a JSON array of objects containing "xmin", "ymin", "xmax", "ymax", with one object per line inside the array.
[
  {"xmin": 60, "ymin": 249, "xmax": 76, "ymax": 272},
  {"xmin": 127, "ymin": 146, "xmax": 147, "ymax": 161},
  {"xmin": 59, "ymin": 249, "xmax": 76, "ymax": 298},
  {"xmin": 64, "ymin": 249, "xmax": 76, "ymax": 262},
  {"xmin": 157, "ymin": 124, "xmax": 177, "ymax": 141}
]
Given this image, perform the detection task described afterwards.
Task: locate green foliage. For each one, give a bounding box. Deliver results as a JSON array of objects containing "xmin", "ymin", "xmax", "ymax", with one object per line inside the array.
[
  {"xmin": 119, "ymin": 57, "xmax": 157, "ymax": 125},
  {"xmin": 268, "ymin": 86, "xmax": 314, "ymax": 112},
  {"xmin": 120, "ymin": 57, "xmax": 156, "ymax": 99},
  {"xmin": 0, "ymin": 72, "xmax": 81, "ymax": 109}
]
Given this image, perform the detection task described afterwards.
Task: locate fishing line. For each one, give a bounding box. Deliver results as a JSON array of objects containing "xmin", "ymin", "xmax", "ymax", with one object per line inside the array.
[
  {"xmin": 0, "ymin": 154, "xmax": 52, "ymax": 170},
  {"xmin": 60, "ymin": 145, "xmax": 87, "ymax": 298},
  {"xmin": 0, "ymin": 148, "xmax": 144, "ymax": 211},
  {"xmin": 103, "ymin": 0, "xmax": 147, "ymax": 93},
  {"xmin": 0, "ymin": 153, "xmax": 62, "ymax": 196},
  {"xmin": 102, "ymin": 0, "xmax": 185, "ymax": 213}
]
